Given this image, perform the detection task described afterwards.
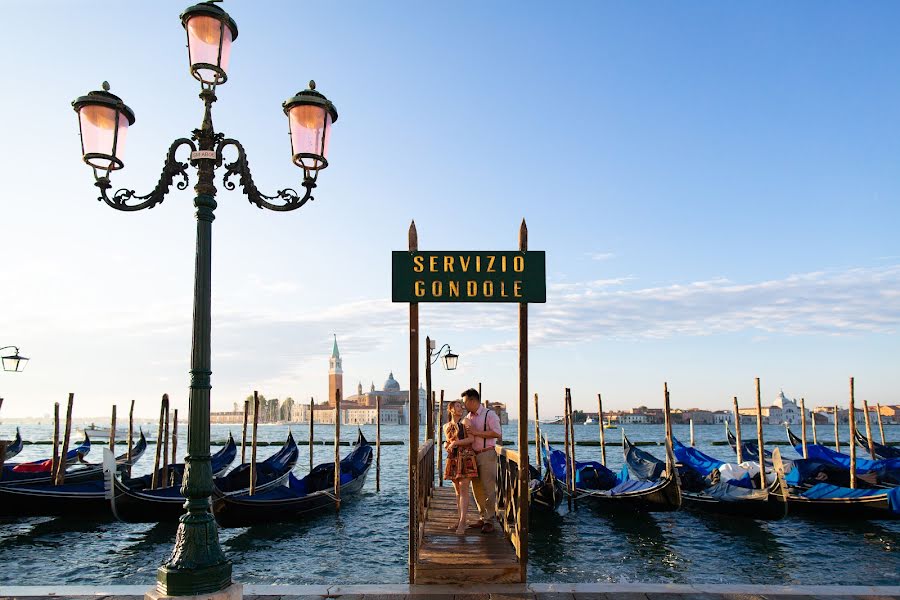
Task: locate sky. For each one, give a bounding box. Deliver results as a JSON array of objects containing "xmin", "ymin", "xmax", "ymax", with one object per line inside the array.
[{"xmin": 1, "ymin": 2, "xmax": 899, "ymax": 420}]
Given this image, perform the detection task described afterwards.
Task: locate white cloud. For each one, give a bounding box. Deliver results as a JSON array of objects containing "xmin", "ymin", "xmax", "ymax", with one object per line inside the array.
[{"xmin": 586, "ymin": 251, "xmax": 616, "ymax": 261}]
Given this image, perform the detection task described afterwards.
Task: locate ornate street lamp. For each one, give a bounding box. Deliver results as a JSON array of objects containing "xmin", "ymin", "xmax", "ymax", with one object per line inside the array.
[
  {"xmin": 439, "ymin": 347, "xmax": 459, "ymax": 371},
  {"xmin": 0, "ymin": 347, "xmax": 28, "ymax": 373},
  {"xmin": 73, "ymin": 2, "xmax": 337, "ymax": 596},
  {"xmin": 424, "ymin": 339, "xmax": 458, "ymax": 439}
]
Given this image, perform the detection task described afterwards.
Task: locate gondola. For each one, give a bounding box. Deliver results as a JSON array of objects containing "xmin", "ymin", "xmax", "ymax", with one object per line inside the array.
[
  {"xmin": 527, "ymin": 435, "xmax": 564, "ymax": 513},
  {"xmin": 213, "ymin": 430, "xmax": 371, "ymax": 528},
  {"xmin": 854, "ymin": 429, "xmax": 900, "ymax": 460},
  {"xmin": 785, "ymin": 428, "xmax": 900, "ymax": 485},
  {"xmin": 0, "ymin": 432, "xmax": 149, "ymax": 517},
  {"xmin": 117, "ymin": 432, "xmax": 236, "ymax": 492},
  {"xmin": 109, "ymin": 432, "xmax": 294, "ymax": 523},
  {"xmin": 0, "ymin": 434, "xmax": 93, "ymax": 485},
  {"xmin": 2, "ymin": 428, "xmax": 23, "ymax": 460},
  {"xmin": 630, "ymin": 436, "xmax": 786, "ymax": 520},
  {"xmin": 547, "ymin": 440, "xmax": 681, "ymax": 512}
]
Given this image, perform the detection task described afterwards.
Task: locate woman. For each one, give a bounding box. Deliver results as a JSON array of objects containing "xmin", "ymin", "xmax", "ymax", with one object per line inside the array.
[{"xmin": 443, "ymin": 400, "xmax": 479, "ymax": 534}]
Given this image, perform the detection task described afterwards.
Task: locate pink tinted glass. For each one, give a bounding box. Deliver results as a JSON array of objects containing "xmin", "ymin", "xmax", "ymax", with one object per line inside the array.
[
  {"xmin": 288, "ymin": 105, "xmax": 332, "ymax": 169},
  {"xmin": 79, "ymin": 105, "xmax": 129, "ymax": 170},
  {"xmin": 186, "ymin": 15, "xmax": 232, "ymax": 84}
]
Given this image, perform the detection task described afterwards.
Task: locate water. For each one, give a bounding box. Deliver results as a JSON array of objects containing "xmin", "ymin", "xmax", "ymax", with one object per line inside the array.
[{"xmin": 0, "ymin": 421, "xmax": 897, "ymax": 585}]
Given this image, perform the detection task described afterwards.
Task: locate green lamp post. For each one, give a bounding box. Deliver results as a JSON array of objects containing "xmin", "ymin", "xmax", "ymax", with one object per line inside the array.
[{"xmin": 73, "ymin": 2, "xmax": 337, "ymax": 596}]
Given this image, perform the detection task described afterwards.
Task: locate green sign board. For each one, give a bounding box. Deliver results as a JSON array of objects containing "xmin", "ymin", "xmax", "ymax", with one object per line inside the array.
[{"xmin": 392, "ymin": 251, "xmax": 546, "ymax": 303}]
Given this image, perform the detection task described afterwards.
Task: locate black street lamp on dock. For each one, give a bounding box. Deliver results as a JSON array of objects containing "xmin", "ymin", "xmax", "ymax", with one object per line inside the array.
[
  {"xmin": 0, "ymin": 347, "xmax": 28, "ymax": 373},
  {"xmin": 72, "ymin": 2, "xmax": 338, "ymax": 596}
]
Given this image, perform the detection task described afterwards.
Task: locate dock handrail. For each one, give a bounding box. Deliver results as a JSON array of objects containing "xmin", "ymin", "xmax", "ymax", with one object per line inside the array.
[
  {"xmin": 415, "ymin": 439, "xmax": 436, "ymax": 556},
  {"xmin": 495, "ymin": 444, "xmax": 526, "ymax": 580}
]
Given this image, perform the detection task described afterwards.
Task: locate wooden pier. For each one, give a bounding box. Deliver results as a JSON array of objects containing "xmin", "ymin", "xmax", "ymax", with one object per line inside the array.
[{"xmin": 414, "ymin": 485, "xmax": 519, "ymax": 584}]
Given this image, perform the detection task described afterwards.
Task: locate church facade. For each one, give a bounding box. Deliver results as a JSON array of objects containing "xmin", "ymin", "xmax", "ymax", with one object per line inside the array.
[{"xmin": 290, "ymin": 336, "xmax": 424, "ymax": 425}]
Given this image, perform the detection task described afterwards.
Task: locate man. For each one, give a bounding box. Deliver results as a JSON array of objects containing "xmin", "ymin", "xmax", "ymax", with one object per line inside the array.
[{"xmin": 461, "ymin": 387, "xmax": 502, "ymax": 533}]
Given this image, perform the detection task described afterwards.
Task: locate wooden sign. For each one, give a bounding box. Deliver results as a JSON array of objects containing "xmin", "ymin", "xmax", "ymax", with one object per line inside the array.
[{"xmin": 391, "ymin": 251, "xmax": 546, "ymax": 303}]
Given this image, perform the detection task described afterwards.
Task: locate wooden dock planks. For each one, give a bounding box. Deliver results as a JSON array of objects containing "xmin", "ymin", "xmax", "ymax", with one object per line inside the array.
[{"xmin": 414, "ymin": 485, "xmax": 520, "ymax": 584}]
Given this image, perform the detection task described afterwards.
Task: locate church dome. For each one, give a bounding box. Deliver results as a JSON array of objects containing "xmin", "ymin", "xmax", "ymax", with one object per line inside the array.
[{"xmin": 384, "ymin": 372, "xmax": 401, "ymax": 392}]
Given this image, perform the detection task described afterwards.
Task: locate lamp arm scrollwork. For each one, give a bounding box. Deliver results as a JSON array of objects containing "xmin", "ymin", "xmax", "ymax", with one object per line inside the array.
[
  {"xmin": 216, "ymin": 138, "xmax": 316, "ymax": 212},
  {"xmin": 95, "ymin": 138, "xmax": 196, "ymax": 212},
  {"xmin": 430, "ymin": 344, "xmax": 452, "ymax": 365}
]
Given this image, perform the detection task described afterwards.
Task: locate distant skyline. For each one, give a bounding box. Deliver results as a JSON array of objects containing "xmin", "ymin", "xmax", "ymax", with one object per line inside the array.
[{"xmin": 1, "ymin": 2, "xmax": 899, "ymax": 420}]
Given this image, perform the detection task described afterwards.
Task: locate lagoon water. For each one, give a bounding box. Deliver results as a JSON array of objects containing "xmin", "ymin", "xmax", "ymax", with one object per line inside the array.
[{"xmin": 0, "ymin": 421, "xmax": 897, "ymax": 585}]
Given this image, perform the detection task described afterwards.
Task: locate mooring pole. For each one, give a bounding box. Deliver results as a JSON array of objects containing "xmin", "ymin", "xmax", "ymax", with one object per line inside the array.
[
  {"xmin": 108, "ymin": 405, "xmax": 117, "ymax": 452},
  {"xmin": 834, "ymin": 404, "xmax": 841, "ymax": 453},
  {"xmin": 376, "ymin": 394, "xmax": 382, "ymax": 492},
  {"xmin": 812, "ymin": 407, "xmax": 819, "ymax": 445},
  {"xmin": 151, "ymin": 394, "xmax": 167, "ymax": 490},
  {"xmin": 162, "ymin": 399, "xmax": 170, "ymax": 484},
  {"xmin": 689, "ymin": 418, "xmax": 695, "ymax": 447},
  {"xmin": 876, "ymin": 403, "xmax": 887, "ymax": 445},
  {"xmin": 250, "ymin": 391, "xmax": 260, "ymax": 495},
  {"xmin": 309, "ymin": 397, "xmax": 315, "ymax": 472},
  {"xmin": 733, "ymin": 396, "xmax": 743, "ymax": 463},
  {"xmin": 171, "ymin": 409, "xmax": 179, "ymax": 485},
  {"xmin": 407, "ymin": 220, "xmax": 420, "ymax": 585},
  {"xmin": 50, "ymin": 402, "xmax": 60, "ymax": 480},
  {"xmin": 241, "ymin": 399, "xmax": 250, "ymax": 464},
  {"xmin": 534, "ymin": 393, "xmax": 541, "ymax": 474},
  {"xmin": 55, "ymin": 393, "xmax": 75, "ymax": 486},
  {"xmin": 597, "ymin": 393, "xmax": 606, "ymax": 466},
  {"xmin": 863, "ymin": 400, "xmax": 876, "ymax": 459},
  {"xmin": 517, "ymin": 218, "xmax": 530, "ymax": 581},
  {"xmin": 849, "ymin": 378, "xmax": 857, "ymax": 489},
  {"xmin": 127, "ymin": 399, "xmax": 135, "ymax": 476},
  {"xmin": 755, "ymin": 378, "xmax": 766, "ymax": 490},
  {"xmin": 563, "ymin": 389, "xmax": 572, "ymax": 509},
  {"xmin": 800, "ymin": 397, "xmax": 808, "ymax": 458},
  {"xmin": 334, "ymin": 388, "xmax": 341, "ymax": 510}
]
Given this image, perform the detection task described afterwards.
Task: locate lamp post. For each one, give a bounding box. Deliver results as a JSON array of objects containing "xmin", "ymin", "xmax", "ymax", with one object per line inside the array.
[
  {"xmin": 0, "ymin": 347, "xmax": 28, "ymax": 373},
  {"xmin": 424, "ymin": 338, "xmax": 458, "ymax": 438},
  {"xmin": 72, "ymin": 3, "xmax": 337, "ymax": 596}
]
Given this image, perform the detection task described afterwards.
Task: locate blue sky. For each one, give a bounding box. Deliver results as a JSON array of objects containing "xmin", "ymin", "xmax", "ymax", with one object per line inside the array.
[{"xmin": 1, "ymin": 2, "xmax": 899, "ymax": 419}]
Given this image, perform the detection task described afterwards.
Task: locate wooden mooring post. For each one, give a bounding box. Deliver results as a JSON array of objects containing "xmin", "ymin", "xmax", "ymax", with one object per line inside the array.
[
  {"xmin": 534, "ymin": 393, "xmax": 541, "ymax": 474},
  {"xmin": 849, "ymin": 378, "xmax": 857, "ymax": 489},
  {"xmin": 517, "ymin": 219, "xmax": 530, "ymax": 583},
  {"xmin": 834, "ymin": 404, "xmax": 840, "ymax": 453},
  {"xmin": 108, "ymin": 405, "xmax": 117, "ymax": 451},
  {"xmin": 597, "ymin": 393, "xmax": 606, "ymax": 466},
  {"xmin": 309, "ymin": 397, "xmax": 315, "ymax": 472},
  {"xmin": 407, "ymin": 220, "xmax": 420, "ymax": 584},
  {"xmin": 334, "ymin": 388, "xmax": 341, "ymax": 510},
  {"xmin": 800, "ymin": 397, "xmax": 808, "ymax": 458},
  {"xmin": 50, "ymin": 402, "xmax": 60, "ymax": 478},
  {"xmin": 241, "ymin": 399, "xmax": 250, "ymax": 464},
  {"xmin": 162, "ymin": 399, "xmax": 170, "ymax": 483},
  {"xmin": 151, "ymin": 394, "xmax": 167, "ymax": 490},
  {"xmin": 126, "ymin": 399, "xmax": 135, "ymax": 475},
  {"xmin": 755, "ymin": 378, "xmax": 766, "ymax": 490},
  {"xmin": 376, "ymin": 394, "xmax": 382, "ymax": 492},
  {"xmin": 663, "ymin": 383, "xmax": 673, "ymax": 476},
  {"xmin": 863, "ymin": 400, "xmax": 876, "ymax": 459},
  {"xmin": 733, "ymin": 396, "xmax": 743, "ymax": 463},
  {"xmin": 689, "ymin": 419, "xmax": 695, "ymax": 447},
  {"xmin": 250, "ymin": 391, "xmax": 260, "ymax": 495},
  {"xmin": 876, "ymin": 403, "xmax": 887, "ymax": 445},
  {"xmin": 171, "ymin": 409, "xmax": 179, "ymax": 475},
  {"xmin": 812, "ymin": 407, "xmax": 819, "ymax": 445},
  {"xmin": 55, "ymin": 393, "xmax": 75, "ymax": 486}
]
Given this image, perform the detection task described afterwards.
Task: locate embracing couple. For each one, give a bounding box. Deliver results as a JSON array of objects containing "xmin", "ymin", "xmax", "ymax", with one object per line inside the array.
[{"xmin": 442, "ymin": 387, "xmax": 502, "ymax": 535}]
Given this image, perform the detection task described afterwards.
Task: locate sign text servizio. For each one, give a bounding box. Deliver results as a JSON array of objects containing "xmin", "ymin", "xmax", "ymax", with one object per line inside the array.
[{"xmin": 392, "ymin": 251, "xmax": 546, "ymax": 303}]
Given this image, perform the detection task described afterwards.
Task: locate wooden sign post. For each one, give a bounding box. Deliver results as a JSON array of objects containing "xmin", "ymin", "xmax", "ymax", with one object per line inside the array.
[{"xmin": 393, "ymin": 220, "xmax": 544, "ymax": 585}]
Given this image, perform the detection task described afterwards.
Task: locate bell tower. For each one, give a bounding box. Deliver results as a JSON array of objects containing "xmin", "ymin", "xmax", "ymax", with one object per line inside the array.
[{"xmin": 328, "ymin": 334, "xmax": 343, "ymax": 407}]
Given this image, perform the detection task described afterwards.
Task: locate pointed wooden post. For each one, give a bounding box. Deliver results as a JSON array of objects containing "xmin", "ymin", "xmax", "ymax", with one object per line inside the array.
[
  {"xmin": 863, "ymin": 400, "xmax": 876, "ymax": 459},
  {"xmin": 811, "ymin": 407, "xmax": 819, "ymax": 445},
  {"xmin": 563, "ymin": 389, "xmax": 572, "ymax": 509},
  {"xmin": 517, "ymin": 218, "xmax": 530, "ymax": 582},
  {"xmin": 334, "ymin": 388, "xmax": 341, "ymax": 510},
  {"xmin": 55, "ymin": 393, "xmax": 75, "ymax": 485},
  {"xmin": 250, "ymin": 391, "xmax": 260, "ymax": 495},
  {"xmin": 407, "ymin": 220, "xmax": 419, "ymax": 584},
  {"xmin": 241, "ymin": 399, "xmax": 250, "ymax": 464},
  {"xmin": 127, "ymin": 400, "xmax": 135, "ymax": 474},
  {"xmin": 663, "ymin": 383, "xmax": 673, "ymax": 477},
  {"xmin": 689, "ymin": 419, "xmax": 695, "ymax": 447},
  {"xmin": 733, "ymin": 396, "xmax": 743, "ymax": 463},
  {"xmin": 800, "ymin": 397, "xmax": 808, "ymax": 458},
  {"xmin": 376, "ymin": 394, "xmax": 382, "ymax": 492},
  {"xmin": 162, "ymin": 400, "xmax": 170, "ymax": 483},
  {"xmin": 309, "ymin": 397, "xmax": 315, "ymax": 472},
  {"xmin": 438, "ymin": 390, "xmax": 445, "ymax": 485},
  {"xmin": 597, "ymin": 393, "xmax": 606, "ymax": 466},
  {"xmin": 151, "ymin": 394, "xmax": 167, "ymax": 490},
  {"xmin": 171, "ymin": 409, "xmax": 179, "ymax": 469},
  {"xmin": 876, "ymin": 403, "xmax": 887, "ymax": 445},
  {"xmin": 50, "ymin": 402, "xmax": 60, "ymax": 480},
  {"xmin": 108, "ymin": 405, "xmax": 117, "ymax": 452},
  {"xmin": 834, "ymin": 404, "xmax": 841, "ymax": 453},
  {"xmin": 755, "ymin": 378, "xmax": 766, "ymax": 490},
  {"xmin": 533, "ymin": 393, "xmax": 541, "ymax": 475},
  {"xmin": 849, "ymin": 378, "xmax": 857, "ymax": 489}
]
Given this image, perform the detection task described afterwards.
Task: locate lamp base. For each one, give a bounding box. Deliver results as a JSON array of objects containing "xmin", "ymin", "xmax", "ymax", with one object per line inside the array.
[{"xmin": 146, "ymin": 581, "xmax": 242, "ymax": 600}]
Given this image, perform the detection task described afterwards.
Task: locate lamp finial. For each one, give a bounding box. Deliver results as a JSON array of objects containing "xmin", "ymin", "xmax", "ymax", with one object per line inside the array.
[
  {"xmin": 102, "ymin": 81, "xmax": 110, "ymax": 92},
  {"xmin": 309, "ymin": 80, "xmax": 316, "ymax": 90}
]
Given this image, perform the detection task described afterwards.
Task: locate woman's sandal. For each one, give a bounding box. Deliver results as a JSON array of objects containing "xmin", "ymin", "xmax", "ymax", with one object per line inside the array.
[{"xmin": 455, "ymin": 525, "xmax": 466, "ymax": 535}]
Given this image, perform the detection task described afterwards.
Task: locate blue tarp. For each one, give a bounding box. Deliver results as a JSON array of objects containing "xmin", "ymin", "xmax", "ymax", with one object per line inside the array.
[
  {"xmin": 546, "ymin": 445, "xmax": 621, "ymax": 491},
  {"xmin": 607, "ymin": 479, "xmax": 657, "ymax": 495},
  {"xmin": 673, "ymin": 438, "xmax": 725, "ymax": 476},
  {"xmin": 802, "ymin": 443, "xmax": 900, "ymax": 474}
]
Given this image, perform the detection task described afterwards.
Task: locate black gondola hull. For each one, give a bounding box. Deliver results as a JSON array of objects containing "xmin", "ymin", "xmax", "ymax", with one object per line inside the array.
[
  {"xmin": 577, "ymin": 473, "xmax": 681, "ymax": 512},
  {"xmin": 682, "ymin": 490, "xmax": 787, "ymax": 520}
]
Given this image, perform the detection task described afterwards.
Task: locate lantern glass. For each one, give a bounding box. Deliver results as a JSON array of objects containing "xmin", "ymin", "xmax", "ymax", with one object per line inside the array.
[
  {"xmin": 78, "ymin": 105, "xmax": 129, "ymax": 170},
  {"xmin": 1, "ymin": 354, "xmax": 28, "ymax": 373},
  {"xmin": 442, "ymin": 352, "xmax": 459, "ymax": 371},
  {"xmin": 288, "ymin": 104, "xmax": 332, "ymax": 170},
  {"xmin": 186, "ymin": 15, "xmax": 232, "ymax": 85}
]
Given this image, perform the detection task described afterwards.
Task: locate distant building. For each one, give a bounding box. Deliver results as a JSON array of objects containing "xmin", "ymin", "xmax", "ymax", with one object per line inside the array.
[{"xmin": 738, "ymin": 390, "xmax": 803, "ymax": 425}]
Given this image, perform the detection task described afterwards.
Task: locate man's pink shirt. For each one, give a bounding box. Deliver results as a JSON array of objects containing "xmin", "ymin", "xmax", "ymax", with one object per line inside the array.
[{"xmin": 465, "ymin": 405, "xmax": 502, "ymax": 452}]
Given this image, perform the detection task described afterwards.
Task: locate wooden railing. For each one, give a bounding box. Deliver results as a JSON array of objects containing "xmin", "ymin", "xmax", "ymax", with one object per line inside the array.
[
  {"xmin": 415, "ymin": 439, "xmax": 435, "ymax": 553},
  {"xmin": 495, "ymin": 444, "xmax": 526, "ymax": 579}
]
